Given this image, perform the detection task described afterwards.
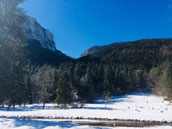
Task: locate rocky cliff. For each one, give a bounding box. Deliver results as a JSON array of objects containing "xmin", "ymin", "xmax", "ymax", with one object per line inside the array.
[
  {"xmin": 23, "ymin": 16, "xmax": 56, "ymax": 51},
  {"xmin": 0, "ymin": 0, "xmax": 56, "ymax": 51}
]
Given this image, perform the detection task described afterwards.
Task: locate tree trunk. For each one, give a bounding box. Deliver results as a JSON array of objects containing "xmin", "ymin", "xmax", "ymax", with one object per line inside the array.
[
  {"xmin": 42, "ymin": 101, "xmax": 45, "ymax": 109},
  {"xmin": 105, "ymin": 99, "xmax": 107, "ymax": 109},
  {"xmin": 7, "ymin": 103, "xmax": 11, "ymax": 111},
  {"xmin": 105, "ymin": 94, "xmax": 109, "ymax": 109},
  {"xmin": 13, "ymin": 103, "xmax": 15, "ymax": 109},
  {"xmin": 1, "ymin": 104, "xmax": 4, "ymax": 108},
  {"xmin": 23, "ymin": 103, "xmax": 26, "ymax": 108}
]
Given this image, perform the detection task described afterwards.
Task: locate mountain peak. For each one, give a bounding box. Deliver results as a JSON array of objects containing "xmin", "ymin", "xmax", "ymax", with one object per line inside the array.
[{"xmin": 23, "ymin": 15, "xmax": 56, "ymax": 51}]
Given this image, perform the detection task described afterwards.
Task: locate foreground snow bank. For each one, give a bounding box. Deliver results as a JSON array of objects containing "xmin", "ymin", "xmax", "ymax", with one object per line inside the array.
[
  {"xmin": 0, "ymin": 117, "xmax": 171, "ymax": 129},
  {"xmin": 0, "ymin": 117, "xmax": 108, "ymax": 129},
  {"xmin": 0, "ymin": 93, "xmax": 172, "ymax": 122}
]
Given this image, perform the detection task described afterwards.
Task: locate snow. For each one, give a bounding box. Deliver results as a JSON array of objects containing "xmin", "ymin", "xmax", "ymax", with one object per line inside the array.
[
  {"xmin": 0, "ymin": 117, "xmax": 109, "ymax": 129},
  {"xmin": 0, "ymin": 93, "xmax": 172, "ymax": 128},
  {"xmin": 0, "ymin": 117, "xmax": 171, "ymax": 129}
]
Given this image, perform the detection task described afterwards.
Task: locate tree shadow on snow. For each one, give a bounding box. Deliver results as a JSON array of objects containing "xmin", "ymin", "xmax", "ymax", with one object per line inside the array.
[
  {"xmin": 83, "ymin": 107, "xmax": 113, "ymax": 110},
  {"xmin": 95, "ymin": 92, "xmax": 153, "ymax": 105},
  {"xmin": 0, "ymin": 105, "xmax": 55, "ymax": 112},
  {"xmin": 8, "ymin": 117, "xmax": 84, "ymax": 129}
]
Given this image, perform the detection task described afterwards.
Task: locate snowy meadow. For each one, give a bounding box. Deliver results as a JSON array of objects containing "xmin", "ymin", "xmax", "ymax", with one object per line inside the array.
[{"xmin": 0, "ymin": 93, "xmax": 172, "ymax": 129}]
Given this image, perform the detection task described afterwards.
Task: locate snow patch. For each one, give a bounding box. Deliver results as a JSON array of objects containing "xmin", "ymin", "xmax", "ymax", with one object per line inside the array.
[{"xmin": 0, "ymin": 93, "xmax": 172, "ymax": 123}]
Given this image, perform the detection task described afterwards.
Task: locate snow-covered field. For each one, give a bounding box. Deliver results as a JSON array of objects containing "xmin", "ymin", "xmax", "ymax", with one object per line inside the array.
[
  {"xmin": 1, "ymin": 93, "xmax": 172, "ymax": 122},
  {"xmin": 0, "ymin": 93, "xmax": 172, "ymax": 129}
]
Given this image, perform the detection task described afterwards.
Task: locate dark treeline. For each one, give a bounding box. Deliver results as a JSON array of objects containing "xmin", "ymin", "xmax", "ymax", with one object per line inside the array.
[
  {"xmin": 55, "ymin": 61, "xmax": 141, "ymax": 106},
  {"xmin": 48, "ymin": 39, "xmax": 172, "ymax": 106}
]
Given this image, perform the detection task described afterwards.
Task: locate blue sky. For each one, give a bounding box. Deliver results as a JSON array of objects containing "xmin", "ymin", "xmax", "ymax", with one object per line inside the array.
[{"xmin": 21, "ymin": 0, "xmax": 172, "ymax": 58}]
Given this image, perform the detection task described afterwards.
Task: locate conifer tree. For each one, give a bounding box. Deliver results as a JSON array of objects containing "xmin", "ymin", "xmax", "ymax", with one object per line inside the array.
[
  {"xmin": 0, "ymin": 0, "xmax": 29, "ymax": 109},
  {"xmin": 55, "ymin": 70, "xmax": 73, "ymax": 107},
  {"xmin": 167, "ymin": 63, "xmax": 172, "ymax": 100}
]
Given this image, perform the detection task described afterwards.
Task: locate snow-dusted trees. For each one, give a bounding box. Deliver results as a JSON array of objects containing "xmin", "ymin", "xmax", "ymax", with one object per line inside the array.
[{"xmin": 0, "ymin": 0, "xmax": 29, "ymax": 109}]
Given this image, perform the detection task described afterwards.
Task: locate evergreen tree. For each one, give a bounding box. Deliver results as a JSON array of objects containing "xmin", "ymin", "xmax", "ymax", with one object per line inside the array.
[
  {"xmin": 166, "ymin": 63, "xmax": 172, "ymax": 100},
  {"xmin": 103, "ymin": 65, "xmax": 113, "ymax": 108},
  {"xmin": 0, "ymin": 0, "xmax": 29, "ymax": 109},
  {"xmin": 55, "ymin": 70, "xmax": 73, "ymax": 107}
]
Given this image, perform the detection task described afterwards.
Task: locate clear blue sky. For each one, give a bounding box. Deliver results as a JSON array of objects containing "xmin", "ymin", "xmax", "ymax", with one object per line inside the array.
[{"xmin": 21, "ymin": 0, "xmax": 172, "ymax": 58}]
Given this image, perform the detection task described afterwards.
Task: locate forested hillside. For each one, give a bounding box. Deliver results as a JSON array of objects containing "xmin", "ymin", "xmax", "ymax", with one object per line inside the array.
[{"xmin": 55, "ymin": 39, "xmax": 172, "ymax": 105}]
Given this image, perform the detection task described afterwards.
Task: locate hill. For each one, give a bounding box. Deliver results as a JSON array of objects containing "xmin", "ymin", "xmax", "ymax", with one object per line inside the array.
[{"xmin": 56, "ymin": 39, "xmax": 172, "ymax": 103}]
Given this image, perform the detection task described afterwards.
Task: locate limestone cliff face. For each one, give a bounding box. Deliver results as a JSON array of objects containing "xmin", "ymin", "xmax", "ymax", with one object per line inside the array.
[
  {"xmin": 0, "ymin": 0, "xmax": 56, "ymax": 51},
  {"xmin": 23, "ymin": 16, "xmax": 56, "ymax": 51}
]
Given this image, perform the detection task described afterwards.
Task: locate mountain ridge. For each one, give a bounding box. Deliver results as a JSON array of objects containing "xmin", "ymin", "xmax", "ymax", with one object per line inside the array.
[{"xmin": 81, "ymin": 38, "xmax": 172, "ymax": 57}]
